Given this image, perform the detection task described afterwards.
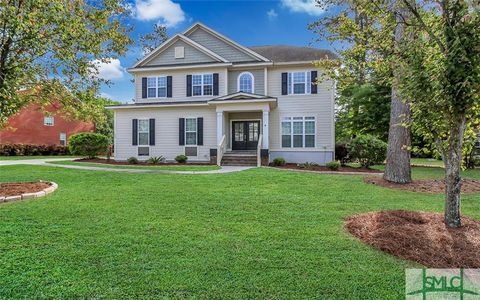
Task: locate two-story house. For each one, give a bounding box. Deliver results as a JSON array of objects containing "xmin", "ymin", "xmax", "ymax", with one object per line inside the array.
[{"xmin": 107, "ymin": 23, "xmax": 336, "ymax": 166}]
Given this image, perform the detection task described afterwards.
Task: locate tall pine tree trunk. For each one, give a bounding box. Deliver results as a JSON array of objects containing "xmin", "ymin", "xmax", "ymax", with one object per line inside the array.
[
  {"xmin": 443, "ymin": 115, "xmax": 466, "ymax": 228},
  {"xmin": 384, "ymin": 4, "xmax": 412, "ymax": 184}
]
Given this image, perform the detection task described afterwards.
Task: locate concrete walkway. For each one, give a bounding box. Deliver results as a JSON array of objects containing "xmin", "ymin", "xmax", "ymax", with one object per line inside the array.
[{"xmin": 0, "ymin": 158, "xmax": 253, "ymax": 174}]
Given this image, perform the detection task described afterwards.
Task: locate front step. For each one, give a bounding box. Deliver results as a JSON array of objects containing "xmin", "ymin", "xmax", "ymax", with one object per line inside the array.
[{"xmin": 221, "ymin": 152, "xmax": 257, "ymax": 166}]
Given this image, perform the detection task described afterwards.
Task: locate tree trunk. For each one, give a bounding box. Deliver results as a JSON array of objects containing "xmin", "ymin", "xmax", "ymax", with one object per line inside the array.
[
  {"xmin": 443, "ymin": 115, "xmax": 466, "ymax": 228},
  {"xmin": 384, "ymin": 4, "xmax": 412, "ymax": 184}
]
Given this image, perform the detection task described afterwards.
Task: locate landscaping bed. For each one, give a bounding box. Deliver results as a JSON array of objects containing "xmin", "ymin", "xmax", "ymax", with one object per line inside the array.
[
  {"xmin": 75, "ymin": 158, "xmax": 214, "ymax": 166},
  {"xmin": 365, "ymin": 176, "xmax": 480, "ymax": 193},
  {"xmin": 274, "ymin": 163, "xmax": 382, "ymax": 173},
  {"xmin": 0, "ymin": 181, "xmax": 50, "ymax": 197},
  {"xmin": 345, "ymin": 210, "xmax": 480, "ymax": 268}
]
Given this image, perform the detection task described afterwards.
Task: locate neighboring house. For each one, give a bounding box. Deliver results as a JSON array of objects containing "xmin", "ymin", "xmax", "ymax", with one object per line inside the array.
[
  {"xmin": 0, "ymin": 102, "xmax": 95, "ymax": 146},
  {"xmin": 108, "ymin": 23, "xmax": 336, "ymax": 166}
]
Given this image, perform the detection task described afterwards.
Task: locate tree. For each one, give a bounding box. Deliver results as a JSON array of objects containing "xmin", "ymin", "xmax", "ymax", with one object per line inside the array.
[
  {"xmin": 396, "ymin": 0, "xmax": 480, "ymax": 227},
  {"xmin": 384, "ymin": 1, "xmax": 412, "ymax": 183},
  {"xmin": 139, "ymin": 24, "xmax": 168, "ymax": 55},
  {"xmin": 93, "ymin": 97, "xmax": 120, "ymax": 144},
  {"xmin": 0, "ymin": 0, "xmax": 132, "ymax": 128}
]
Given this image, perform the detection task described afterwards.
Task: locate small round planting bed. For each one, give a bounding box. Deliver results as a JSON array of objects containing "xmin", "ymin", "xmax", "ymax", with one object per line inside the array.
[
  {"xmin": 345, "ymin": 210, "xmax": 480, "ymax": 268},
  {"xmin": 0, "ymin": 181, "xmax": 58, "ymax": 203},
  {"xmin": 365, "ymin": 176, "xmax": 480, "ymax": 193}
]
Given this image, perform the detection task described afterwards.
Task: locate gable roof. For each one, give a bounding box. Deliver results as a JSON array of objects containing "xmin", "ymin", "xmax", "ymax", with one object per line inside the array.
[
  {"xmin": 183, "ymin": 22, "xmax": 271, "ymax": 63},
  {"xmin": 132, "ymin": 34, "xmax": 228, "ymax": 69},
  {"xmin": 249, "ymin": 45, "xmax": 337, "ymax": 62},
  {"xmin": 211, "ymin": 91, "xmax": 274, "ymax": 101}
]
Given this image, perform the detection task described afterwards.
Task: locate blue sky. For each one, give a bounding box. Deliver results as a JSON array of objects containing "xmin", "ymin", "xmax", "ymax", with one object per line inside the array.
[{"xmin": 98, "ymin": 0, "xmax": 333, "ymax": 103}]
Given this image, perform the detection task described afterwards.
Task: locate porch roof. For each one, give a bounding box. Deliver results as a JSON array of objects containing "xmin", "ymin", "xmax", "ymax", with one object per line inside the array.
[{"xmin": 208, "ymin": 92, "xmax": 277, "ymax": 108}]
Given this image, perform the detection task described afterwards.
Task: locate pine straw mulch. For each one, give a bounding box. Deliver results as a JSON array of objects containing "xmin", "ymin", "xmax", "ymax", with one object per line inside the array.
[
  {"xmin": 345, "ymin": 210, "xmax": 480, "ymax": 268},
  {"xmin": 365, "ymin": 176, "xmax": 480, "ymax": 193},
  {"xmin": 0, "ymin": 182, "xmax": 51, "ymax": 197}
]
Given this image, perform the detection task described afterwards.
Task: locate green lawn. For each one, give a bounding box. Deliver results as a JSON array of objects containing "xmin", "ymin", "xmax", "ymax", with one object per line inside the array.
[
  {"xmin": 410, "ymin": 158, "xmax": 444, "ymax": 167},
  {"xmin": 0, "ymin": 165, "xmax": 479, "ymax": 298},
  {"xmin": 47, "ymin": 160, "xmax": 221, "ymax": 171},
  {"xmin": 0, "ymin": 155, "xmax": 79, "ymax": 160}
]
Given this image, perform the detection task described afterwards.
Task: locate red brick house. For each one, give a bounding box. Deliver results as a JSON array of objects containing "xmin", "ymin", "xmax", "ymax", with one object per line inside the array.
[{"xmin": 0, "ymin": 102, "xmax": 95, "ymax": 145}]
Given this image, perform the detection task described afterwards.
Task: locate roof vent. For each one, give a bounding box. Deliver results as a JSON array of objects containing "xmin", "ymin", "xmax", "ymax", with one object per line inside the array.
[{"xmin": 175, "ymin": 46, "xmax": 185, "ymax": 59}]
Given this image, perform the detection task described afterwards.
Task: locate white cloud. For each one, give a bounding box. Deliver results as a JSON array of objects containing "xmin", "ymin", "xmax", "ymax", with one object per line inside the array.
[
  {"xmin": 100, "ymin": 92, "xmax": 114, "ymax": 99},
  {"xmin": 135, "ymin": 0, "xmax": 185, "ymax": 27},
  {"xmin": 281, "ymin": 0, "xmax": 325, "ymax": 16},
  {"xmin": 91, "ymin": 59, "xmax": 124, "ymax": 80},
  {"xmin": 267, "ymin": 9, "xmax": 278, "ymax": 20}
]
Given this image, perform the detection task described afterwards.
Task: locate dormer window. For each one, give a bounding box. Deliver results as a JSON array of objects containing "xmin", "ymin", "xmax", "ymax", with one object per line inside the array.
[{"xmin": 237, "ymin": 72, "xmax": 254, "ymax": 93}]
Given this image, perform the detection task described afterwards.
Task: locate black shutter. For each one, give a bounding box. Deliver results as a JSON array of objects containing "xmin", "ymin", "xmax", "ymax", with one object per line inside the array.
[
  {"xmin": 213, "ymin": 73, "xmax": 219, "ymax": 96},
  {"xmin": 186, "ymin": 75, "xmax": 192, "ymax": 97},
  {"xmin": 132, "ymin": 119, "xmax": 138, "ymax": 145},
  {"xmin": 281, "ymin": 73, "xmax": 288, "ymax": 95},
  {"xmin": 149, "ymin": 118, "xmax": 155, "ymax": 146},
  {"xmin": 167, "ymin": 76, "xmax": 173, "ymax": 98},
  {"xmin": 179, "ymin": 118, "xmax": 185, "ymax": 145},
  {"xmin": 142, "ymin": 78, "xmax": 147, "ymax": 98},
  {"xmin": 197, "ymin": 117, "xmax": 203, "ymax": 146},
  {"xmin": 311, "ymin": 71, "xmax": 318, "ymax": 94}
]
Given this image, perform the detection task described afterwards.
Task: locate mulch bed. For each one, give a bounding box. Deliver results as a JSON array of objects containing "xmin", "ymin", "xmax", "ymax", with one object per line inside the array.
[
  {"xmin": 0, "ymin": 182, "xmax": 51, "ymax": 197},
  {"xmin": 274, "ymin": 163, "xmax": 382, "ymax": 173},
  {"xmin": 75, "ymin": 158, "xmax": 214, "ymax": 166},
  {"xmin": 365, "ymin": 176, "xmax": 480, "ymax": 193},
  {"xmin": 345, "ymin": 210, "xmax": 480, "ymax": 268}
]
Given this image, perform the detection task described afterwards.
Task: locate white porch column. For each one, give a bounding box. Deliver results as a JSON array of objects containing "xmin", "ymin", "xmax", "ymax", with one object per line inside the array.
[
  {"xmin": 216, "ymin": 111, "xmax": 224, "ymax": 145},
  {"xmin": 262, "ymin": 110, "xmax": 269, "ymax": 149}
]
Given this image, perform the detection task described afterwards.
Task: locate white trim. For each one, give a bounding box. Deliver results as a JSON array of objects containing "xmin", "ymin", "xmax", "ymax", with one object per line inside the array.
[
  {"xmin": 287, "ymin": 71, "xmax": 312, "ymax": 96},
  {"xmin": 273, "ymin": 61, "xmax": 317, "ymax": 66},
  {"xmin": 280, "ymin": 116, "xmax": 316, "ymax": 149},
  {"xmin": 264, "ymin": 67, "xmax": 268, "ymax": 95},
  {"xmin": 229, "ymin": 118, "xmax": 262, "ymax": 150},
  {"xmin": 128, "ymin": 63, "xmax": 231, "ymax": 73},
  {"xmin": 208, "ymin": 98, "xmax": 276, "ymax": 105},
  {"xmin": 183, "ymin": 22, "xmax": 271, "ymax": 62},
  {"xmin": 146, "ymin": 76, "xmax": 168, "ymax": 99},
  {"xmin": 137, "ymin": 118, "xmax": 150, "ymax": 146},
  {"xmin": 211, "ymin": 91, "xmax": 270, "ymax": 100},
  {"xmin": 44, "ymin": 116, "xmax": 54, "ymax": 126},
  {"xmin": 237, "ymin": 72, "xmax": 254, "ymax": 93},
  {"xmin": 191, "ymin": 73, "xmax": 214, "ymax": 97},
  {"xmin": 132, "ymin": 34, "xmax": 228, "ymax": 68},
  {"xmin": 106, "ymin": 102, "xmax": 208, "ymax": 110},
  {"xmin": 185, "ymin": 117, "xmax": 198, "ymax": 146}
]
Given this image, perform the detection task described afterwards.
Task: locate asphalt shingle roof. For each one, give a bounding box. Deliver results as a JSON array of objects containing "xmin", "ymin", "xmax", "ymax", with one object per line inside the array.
[{"xmin": 249, "ymin": 45, "xmax": 337, "ymax": 62}]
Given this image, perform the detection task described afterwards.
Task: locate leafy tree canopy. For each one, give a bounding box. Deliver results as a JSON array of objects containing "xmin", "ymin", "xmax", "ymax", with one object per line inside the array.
[{"xmin": 0, "ymin": 0, "xmax": 133, "ymax": 127}]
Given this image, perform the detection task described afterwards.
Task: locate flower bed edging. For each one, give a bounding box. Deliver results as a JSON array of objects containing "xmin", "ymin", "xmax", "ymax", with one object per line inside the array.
[{"xmin": 0, "ymin": 181, "xmax": 58, "ymax": 204}]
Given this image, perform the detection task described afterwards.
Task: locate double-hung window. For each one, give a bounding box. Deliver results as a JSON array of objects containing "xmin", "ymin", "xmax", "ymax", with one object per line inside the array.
[
  {"xmin": 192, "ymin": 74, "xmax": 213, "ymax": 96},
  {"xmin": 59, "ymin": 132, "xmax": 66, "ymax": 145},
  {"xmin": 281, "ymin": 116, "xmax": 315, "ymax": 148},
  {"xmin": 138, "ymin": 119, "xmax": 150, "ymax": 145},
  {"xmin": 288, "ymin": 71, "xmax": 311, "ymax": 95},
  {"xmin": 44, "ymin": 116, "xmax": 54, "ymax": 126},
  {"xmin": 147, "ymin": 76, "xmax": 167, "ymax": 98},
  {"xmin": 185, "ymin": 118, "xmax": 197, "ymax": 145}
]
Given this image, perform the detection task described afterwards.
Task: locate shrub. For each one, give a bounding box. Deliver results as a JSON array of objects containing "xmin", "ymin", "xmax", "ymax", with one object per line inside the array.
[
  {"xmin": 147, "ymin": 156, "xmax": 165, "ymax": 164},
  {"xmin": 335, "ymin": 143, "xmax": 350, "ymax": 165},
  {"xmin": 127, "ymin": 157, "xmax": 139, "ymax": 164},
  {"xmin": 348, "ymin": 135, "xmax": 387, "ymax": 168},
  {"xmin": 68, "ymin": 133, "xmax": 109, "ymax": 159},
  {"xmin": 0, "ymin": 144, "xmax": 69, "ymax": 156},
  {"xmin": 326, "ymin": 160, "xmax": 340, "ymax": 171},
  {"xmin": 272, "ymin": 157, "xmax": 286, "ymax": 166},
  {"xmin": 299, "ymin": 162, "xmax": 319, "ymax": 169},
  {"xmin": 175, "ymin": 154, "xmax": 188, "ymax": 164}
]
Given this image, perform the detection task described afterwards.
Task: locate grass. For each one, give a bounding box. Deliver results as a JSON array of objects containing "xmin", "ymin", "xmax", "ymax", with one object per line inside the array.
[
  {"xmin": 47, "ymin": 160, "xmax": 221, "ymax": 171},
  {"xmin": 411, "ymin": 158, "xmax": 444, "ymax": 167},
  {"xmin": 0, "ymin": 165, "xmax": 479, "ymax": 298},
  {"xmin": 0, "ymin": 155, "xmax": 79, "ymax": 160}
]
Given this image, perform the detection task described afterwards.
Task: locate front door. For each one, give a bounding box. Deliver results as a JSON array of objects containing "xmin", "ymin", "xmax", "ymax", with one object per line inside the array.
[{"xmin": 232, "ymin": 121, "xmax": 260, "ymax": 150}]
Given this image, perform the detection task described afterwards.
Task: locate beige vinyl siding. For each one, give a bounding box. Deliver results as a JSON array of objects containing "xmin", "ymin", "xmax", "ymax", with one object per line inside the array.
[
  {"xmin": 135, "ymin": 67, "xmax": 227, "ymax": 103},
  {"xmin": 186, "ymin": 28, "xmax": 255, "ymax": 62},
  {"xmin": 114, "ymin": 106, "xmax": 217, "ymax": 161},
  {"xmin": 267, "ymin": 66, "xmax": 335, "ymax": 151},
  {"xmin": 227, "ymin": 69, "xmax": 265, "ymax": 94},
  {"xmin": 144, "ymin": 40, "xmax": 217, "ymax": 66}
]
